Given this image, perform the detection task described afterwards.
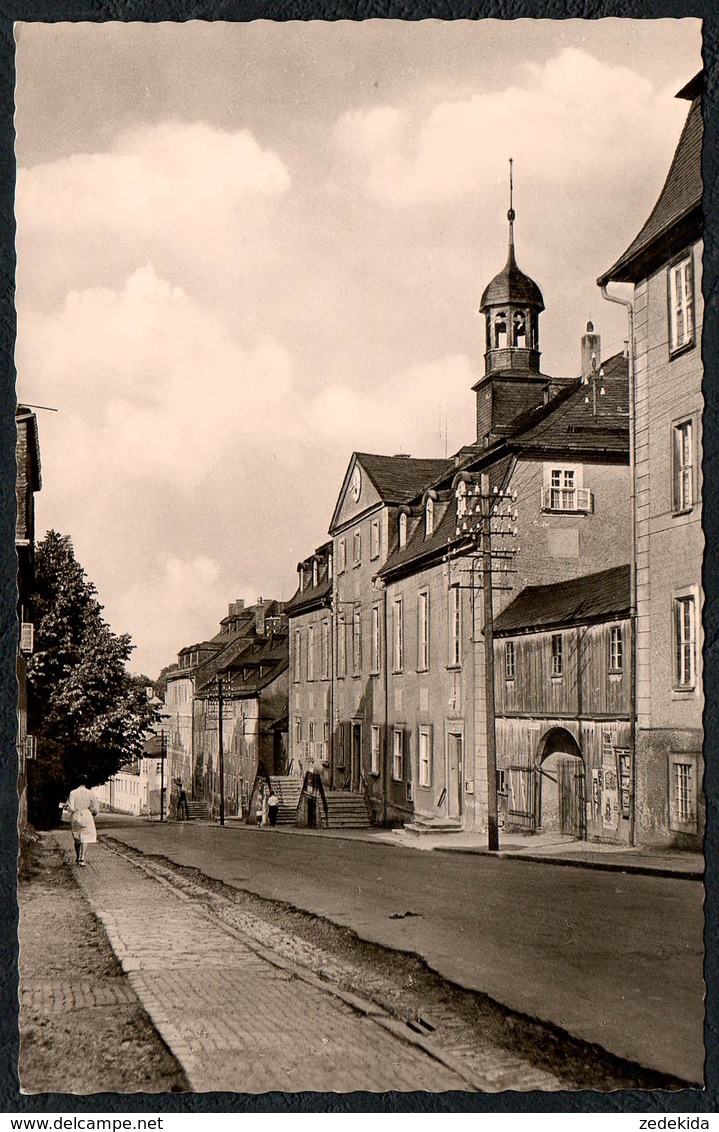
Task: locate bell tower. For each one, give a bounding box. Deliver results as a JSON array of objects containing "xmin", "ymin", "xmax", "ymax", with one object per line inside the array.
[{"xmin": 473, "ymin": 161, "xmax": 548, "ymax": 445}]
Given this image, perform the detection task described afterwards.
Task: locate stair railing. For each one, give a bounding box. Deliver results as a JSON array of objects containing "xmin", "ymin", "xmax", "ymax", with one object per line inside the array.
[
  {"xmin": 301, "ymin": 770, "xmax": 329, "ymax": 828},
  {"xmin": 246, "ymin": 760, "xmax": 274, "ymax": 824}
]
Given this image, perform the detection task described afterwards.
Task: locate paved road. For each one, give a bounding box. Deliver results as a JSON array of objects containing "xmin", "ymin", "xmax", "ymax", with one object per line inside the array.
[{"xmin": 100, "ymin": 815, "xmax": 705, "ymax": 1084}]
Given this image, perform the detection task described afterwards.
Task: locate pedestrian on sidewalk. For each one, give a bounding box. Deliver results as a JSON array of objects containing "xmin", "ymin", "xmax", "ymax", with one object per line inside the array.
[
  {"xmin": 177, "ymin": 782, "xmax": 189, "ymax": 821},
  {"xmin": 67, "ymin": 775, "xmax": 99, "ymax": 866},
  {"xmin": 267, "ymin": 790, "xmax": 279, "ymax": 827}
]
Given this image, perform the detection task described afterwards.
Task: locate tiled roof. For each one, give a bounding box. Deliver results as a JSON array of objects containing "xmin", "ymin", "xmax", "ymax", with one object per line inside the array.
[
  {"xmin": 284, "ymin": 575, "xmax": 333, "ymax": 616},
  {"xmin": 509, "ymin": 352, "xmax": 628, "ymax": 456},
  {"xmin": 479, "ymin": 242, "xmax": 545, "ymax": 312},
  {"xmin": 493, "ymin": 564, "xmax": 630, "ymax": 635},
  {"xmin": 597, "ymin": 94, "xmax": 702, "ymax": 285},
  {"xmin": 214, "ymin": 633, "xmax": 289, "ymax": 695},
  {"xmin": 357, "ymin": 452, "xmax": 453, "ymax": 503}
]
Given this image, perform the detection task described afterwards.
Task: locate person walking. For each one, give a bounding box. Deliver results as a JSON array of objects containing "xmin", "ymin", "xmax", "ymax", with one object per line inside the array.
[
  {"xmin": 67, "ymin": 775, "xmax": 99, "ymax": 866},
  {"xmin": 267, "ymin": 789, "xmax": 279, "ymax": 828},
  {"xmin": 177, "ymin": 782, "xmax": 189, "ymax": 821}
]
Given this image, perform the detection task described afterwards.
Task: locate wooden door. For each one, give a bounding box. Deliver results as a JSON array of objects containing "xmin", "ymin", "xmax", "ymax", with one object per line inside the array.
[
  {"xmin": 447, "ymin": 733, "xmax": 463, "ymax": 818},
  {"xmin": 559, "ymin": 757, "xmax": 585, "ymax": 838}
]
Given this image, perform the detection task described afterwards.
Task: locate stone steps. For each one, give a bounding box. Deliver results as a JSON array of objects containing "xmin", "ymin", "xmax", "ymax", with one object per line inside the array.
[
  {"xmin": 185, "ymin": 801, "xmax": 211, "ymax": 821},
  {"xmin": 324, "ymin": 791, "xmax": 372, "ymax": 829},
  {"xmin": 269, "ymin": 776, "xmax": 303, "ymax": 825}
]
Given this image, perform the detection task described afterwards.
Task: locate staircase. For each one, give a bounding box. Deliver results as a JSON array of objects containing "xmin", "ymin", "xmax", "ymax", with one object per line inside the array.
[
  {"xmin": 403, "ymin": 815, "xmax": 462, "ymax": 836},
  {"xmin": 324, "ymin": 790, "xmax": 372, "ymax": 829},
  {"xmin": 269, "ymin": 776, "xmax": 303, "ymax": 824},
  {"xmin": 185, "ymin": 800, "xmax": 211, "ymax": 821}
]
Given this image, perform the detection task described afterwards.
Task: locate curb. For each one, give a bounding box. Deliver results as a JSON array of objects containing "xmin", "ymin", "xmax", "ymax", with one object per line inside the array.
[{"xmin": 433, "ymin": 845, "xmax": 703, "ymax": 880}]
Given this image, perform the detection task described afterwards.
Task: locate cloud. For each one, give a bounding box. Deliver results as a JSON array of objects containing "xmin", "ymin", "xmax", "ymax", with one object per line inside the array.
[
  {"xmin": 16, "ymin": 120, "xmax": 290, "ymax": 235},
  {"xmin": 332, "ymin": 48, "xmax": 687, "ymax": 205}
]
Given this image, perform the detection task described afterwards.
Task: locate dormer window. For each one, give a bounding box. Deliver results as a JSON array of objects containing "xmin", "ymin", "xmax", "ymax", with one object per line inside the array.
[
  {"xmin": 398, "ymin": 512, "xmax": 407, "ymax": 549},
  {"xmin": 456, "ymin": 481, "xmax": 467, "ymax": 518},
  {"xmin": 312, "ymin": 559, "xmax": 318, "ymax": 587},
  {"xmin": 299, "ymin": 568, "xmax": 305, "ymax": 594},
  {"xmin": 494, "ymin": 311, "xmax": 508, "ymax": 349},
  {"xmin": 425, "ymin": 497, "xmax": 434, "ymax": 537}
]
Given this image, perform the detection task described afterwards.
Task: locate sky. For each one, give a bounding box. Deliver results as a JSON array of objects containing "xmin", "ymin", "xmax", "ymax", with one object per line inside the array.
[{"xmin": 14, "ymin": 18, "xmax": 702, "ymax": 677}]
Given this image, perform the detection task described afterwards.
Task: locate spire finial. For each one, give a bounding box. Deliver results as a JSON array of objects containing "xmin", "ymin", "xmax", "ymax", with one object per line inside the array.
[{"xmin": 507, "ymin": 158, "xmax": 516, "ymax": 254}]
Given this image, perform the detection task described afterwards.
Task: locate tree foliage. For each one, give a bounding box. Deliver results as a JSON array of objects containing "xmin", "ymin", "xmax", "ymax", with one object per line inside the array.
[{"xmin": 27, "ymin": 531, "xmax": 159, "ymax": 826}]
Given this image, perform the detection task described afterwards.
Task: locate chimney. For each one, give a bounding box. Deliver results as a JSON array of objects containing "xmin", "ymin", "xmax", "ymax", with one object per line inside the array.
[
  {"xmin": 254, "ymin": 598, "xmax": 270, "ymax": 636},
  {"xmin": 229, "ymin": 599, "xmax": 245, "ymax": 617},
  {"xmin": 581, "ymin": 321, "xmax": 601, "ymax": 383}
]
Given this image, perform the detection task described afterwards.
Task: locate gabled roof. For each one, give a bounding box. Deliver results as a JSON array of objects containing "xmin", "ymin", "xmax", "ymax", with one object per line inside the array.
[
  {"xmin": 597, "ymin": 89, "xmax": 702, "ymax": 285},
  {"xmin": 214, "ymin": 632, "xmax": 289, "ymax": 696},
  {"xmin": 354, "ymin": 452, "xmax": 452, "ymax": 504},
  {"xmin": 284, "ymin": 575, "xmax": 333, "ymax": 617},
  {"xmin": 493, "ymin": 564, "xmax": 630, "ymax": 636}
]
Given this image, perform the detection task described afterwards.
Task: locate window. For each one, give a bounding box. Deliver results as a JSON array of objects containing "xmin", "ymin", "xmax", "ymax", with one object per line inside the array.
[
  {"xmin": 494, "ymin": 311, "xmax": 507, "ymax": 349},
  {"xmin": 338, "ymin": 538, "xmax": 347, "ymax": 573},
  {"xmin": 392, "ymin": 729, "xmax": 403, "ymax": 781},
  {"xmin": 418, "ymin": 727, "xmax": 432, "ymax": 787},
  {"xmin": 353, "ymin": 528, "xmax": 361, "ymax": 565},
  {"xmin": 449, "ymin": 586, "xmax": 461, "ymax": 666},
  {"xmin": 307, "ymin": 625, "xmax": 315, "ymax": 681},
  {"xmin": 456, "ymin": 481, "xmax": 467, "ymax": 518},
  {"xmin": 323, "ymin": 721, "xmax": 330, "ymax": 744},
  {"xmin": 512, "ymin": 310, "xmax": 527, "ymax": 348},
  {"xmin": 609, "ymin": 626, "xmax": 623, "ymax": 673},
  {"xmin": 294, "ymin": 717, "xmax": 302, "ymax": 744},
  {"xmin": 673, "ymin": 420, "xmax": 695, "ymax": 513},
  {"xmin": 674, "ymin": 595, "xmax": 697, "ymax": 688},
  {"xmin": 551, "ymin": 634, "xmax": 563, "ymax": 677},
  {"xmin": 392, "ymin": 599, "xmax": 404, "ymax": 671},
  {"xmin": 370, "ymin": 605, "xmax": 380, "ymax": 673},
  {"xmin": 352, "ymin": 609, "xmax": 362, "ymax": 675},
  {"xmin": 668, "ymin": 253, "xmax": 694, "ymax": 354},
  {"xmin": 370, "ymin": 519, "xmax": 380, "ymax": 559},
  {"xmin": 312, "ymin": 559, "xmax": 319, "ymax": 587},
  {"xmin": 505, "ymin": 640, "xmax": 516, "ymax": 680},
  {"xmin": 418, "ymin": 592, "xmax": 429, "ymax": 671},
  {"xmin": 308, "ymin": 720, "xmax": 315, "ymax": 743},
  {"xmin": 337, "ymin": 614, "xmax": 347, "ymax": 678},
  {"xmin": 293, "ymin": 630, "xmax": 302, "ymax": 683},
  {"xmin": 321, "ymin": 619, "xmax": 330, "ymax": 679},
  {"xmin": 398, "ymin": 512, "xmax": 407, "ymax": 549},
  {"xmin": 371, "ymin": 725, "xmax": 381, "ymax": 776},
  {"xmin": 542, "ymin": 467, "xmax": 593, "ymax": 513},
  {"xmin": 668, "ymin": 753, "xmax": 698, "ymax": 832},
  {"xmin": 425, "ymin": 498, "xmax": 434, "ymax": 537}
]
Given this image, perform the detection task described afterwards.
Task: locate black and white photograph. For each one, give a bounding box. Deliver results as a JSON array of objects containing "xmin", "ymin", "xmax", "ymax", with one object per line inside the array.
[{"xmin": 12, "ymin": 15, "xmax": 707, "ymax": 1102}]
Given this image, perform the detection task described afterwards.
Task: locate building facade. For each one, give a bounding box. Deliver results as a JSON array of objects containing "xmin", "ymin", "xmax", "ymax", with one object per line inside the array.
[
  {"xmin": 16, "ymin": 404, "xmax": 41, "ymax": 828},
  {"xmin": 598, "ymin": 74, "xmax": 704, "ymax": 848},
  {"xmin": 285, "ymin": 542, "xmax": 333, "ymax": 782}
]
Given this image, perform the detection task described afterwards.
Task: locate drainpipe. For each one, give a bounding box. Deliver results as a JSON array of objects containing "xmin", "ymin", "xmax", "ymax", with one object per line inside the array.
[
  {"xmin": 600, "ymin": 283, "xmax": 637, "ymax": 847},
  {"xmin": 382, "ymin": 581, "xmax": 389, "ymax": 827}
]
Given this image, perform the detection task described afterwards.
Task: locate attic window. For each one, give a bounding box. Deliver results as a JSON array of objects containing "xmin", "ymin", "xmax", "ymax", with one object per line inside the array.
[
  {"xmin": 425, "ymin": 497, "xmax": 434, "ymax": 537},
  {"xmin": 398, "ymin": 512, "xmax": 407, "ymax": 549},
  {"xmin": 312, "ymin": 559, "xmax": 318, "ymax": 587}
]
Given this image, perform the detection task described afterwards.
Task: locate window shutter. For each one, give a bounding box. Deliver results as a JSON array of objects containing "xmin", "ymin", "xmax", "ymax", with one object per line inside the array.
[{"xmin": 20, "ymin": 622, "xmax": 34, "ymax": 654}]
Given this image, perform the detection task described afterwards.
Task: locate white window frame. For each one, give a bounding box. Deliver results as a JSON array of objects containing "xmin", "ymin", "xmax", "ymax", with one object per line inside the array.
[
  {"xmin": 418, "ymin": 591, "xmax": 430, "ymax": 671},
  {"xmin": 352, "ymin": 609, "xmax": 362, "ymax": 676},
  {"xmin": 370, "ymin": 518, "xmax": 380, "ymax": 560},
  {"xmin": 668, "ymin": 252, "xmax": 695, "ymax": 355},
  {"xmin": 392, "ymin": 598, "xmax": 404, "ymax": 672},
  {"xmin": 370, "ymin": 725, "xmax": 381, "ymax": 776},
  {"xmin": 609, "ymin": 625, "xmax": 623, "ymax": 674},
  {"xmin": 425, "ymin": 498, "xmax": 434, "ymax": 537},
  {"xmin": 307, "ymin": 624, "xmax": 315, "ymax": 682},
  {"xmin": 353, "ymin": 527, "xmax": 361, "ymax": 566},
  {"xmin": 672, "ymin": 418, "xmax": 695, "ymax": 514},
  {"xmin": 674, "ymin": 594, "xmax": 698, "ymax": 690},
  {"xmin": 449, "ymin": 586, "xmax": 462, "ymax": 667},
  {"xmin": 392, "ymin": 728, "xmax": 404, "ymax": 781},
  {"xmin": 370, "ymin": 605, "xmax": 380, "ymax": 674},
  {"xmin": 418, "ymin": 726, "xmax": 432, "ymax": 788},
  {"xmin": 293, "ymin": 630, "xmax": 302, "ymax": 683},
  {"xmin": 398, "ymin": 512, "xmax": 407, "ymax": 549},
  {"xmin": 505, "ymin": 639, "xmax": 515, "ymax": 681},
  {"xmin": 668, "ymin": 752, "xmax": 699, "ymax": 833}
]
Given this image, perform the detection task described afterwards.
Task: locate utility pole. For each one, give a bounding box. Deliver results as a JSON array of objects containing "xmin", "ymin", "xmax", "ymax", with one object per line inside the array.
[
  {"xmin": 217, "ymin": 676, "xmax": 226, "ymax": 827},
  {"xmin": 480, "ymin": 473, "xmax": 500, "ymax": 852}
]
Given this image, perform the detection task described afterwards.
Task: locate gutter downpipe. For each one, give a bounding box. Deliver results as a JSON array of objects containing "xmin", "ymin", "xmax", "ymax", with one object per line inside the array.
[
  {"xmin": 381, "ymin": 579, "xmax": 389, "ymax": 828},
  {"xmin": 601, "ymin": 282, "xmax": 637, "ymax": 847}
]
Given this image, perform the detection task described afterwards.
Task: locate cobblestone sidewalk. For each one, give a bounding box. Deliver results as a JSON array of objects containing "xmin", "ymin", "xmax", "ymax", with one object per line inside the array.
[{"xmin": 57, "ymin": 833, "xmax": 470, "ymax": 1093}]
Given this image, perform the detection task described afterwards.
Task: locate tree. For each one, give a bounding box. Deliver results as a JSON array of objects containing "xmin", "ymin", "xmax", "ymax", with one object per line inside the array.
[{"xmin": 27, "ymin": 531, "xmax": 159, "ymax": 826}]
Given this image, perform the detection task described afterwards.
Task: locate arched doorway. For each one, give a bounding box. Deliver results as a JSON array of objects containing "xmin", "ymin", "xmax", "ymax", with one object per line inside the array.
[{"xmin": 537, "ymin": 727, "xmax": 585, "ymax": 839}]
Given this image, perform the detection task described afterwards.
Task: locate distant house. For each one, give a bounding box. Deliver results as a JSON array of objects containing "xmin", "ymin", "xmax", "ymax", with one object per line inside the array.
[
  {"xmin": 597, "ymin": 73, "xmax": 704, "ymax": 848},
  {"xmin": 16, "ymin": 404, "xmax": 41, "ymax": 829},
  {"xmin": 284, "ymin": 542, "xmax": 333, "ymax": 782},
  {"xmin": 493, "ymin": 565, "xmax": 632, "ymax": 843}
]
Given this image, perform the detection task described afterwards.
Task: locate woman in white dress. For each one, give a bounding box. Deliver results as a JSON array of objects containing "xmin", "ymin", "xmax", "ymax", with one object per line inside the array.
[{"xmin": 67, "ymin": 775, "xmax": 99, "ymax": 866}]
